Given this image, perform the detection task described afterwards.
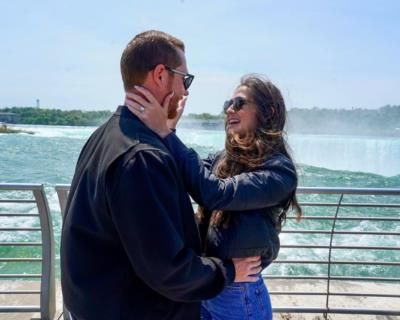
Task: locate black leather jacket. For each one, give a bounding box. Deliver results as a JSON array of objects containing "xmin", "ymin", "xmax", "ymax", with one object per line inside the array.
[
  {"xmin": 164, "ymin": 133, "xmax": 298, "ymax": 269},
  {"xmin": 61, "ymin": 107, "xmax": 235, "ymax": 320}
]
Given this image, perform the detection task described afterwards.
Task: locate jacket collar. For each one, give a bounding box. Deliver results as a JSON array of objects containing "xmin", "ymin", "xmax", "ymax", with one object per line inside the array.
[{"xmin": 114, "ymin": 105, "xmax": 166, "ymax": 145}]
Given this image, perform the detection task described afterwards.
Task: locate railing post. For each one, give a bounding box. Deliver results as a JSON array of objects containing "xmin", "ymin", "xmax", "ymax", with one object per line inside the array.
[
  {"xmin": 55, "ymin": 185, "xmax": 69, "ymax": 218},
  {"xmin": 33, "ymin": 186, "xmax": 55, "ymax": 320},
  {"xmin": 55, "ymin": 185, "xmax": 71, "ymax": 320},
  {"xmin": 324, "ymin": 193, "xmax": 344, "ymax": 319}
]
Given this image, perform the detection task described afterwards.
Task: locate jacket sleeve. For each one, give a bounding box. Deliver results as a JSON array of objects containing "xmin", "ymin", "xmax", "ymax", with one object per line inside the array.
[
  {"xmin": 202, "ymin": 153, "xmax": 216, "ymax": 170},
  {"xmin": 105, "ymin": 148, "xmax": 234, "ymax": 302},
  {"xmin": 163, "ymin": 133, "xmax": 297, "ymax": 211}
]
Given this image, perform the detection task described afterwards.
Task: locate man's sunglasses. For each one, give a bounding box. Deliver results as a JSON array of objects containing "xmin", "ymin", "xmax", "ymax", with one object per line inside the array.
[
  {"xmin": 165, "ymin": 66, "xmax": 194, "ymax": 90},
  {"xmin": 223, "ymin": 96, "xmax": 250, "ymax": 113}
]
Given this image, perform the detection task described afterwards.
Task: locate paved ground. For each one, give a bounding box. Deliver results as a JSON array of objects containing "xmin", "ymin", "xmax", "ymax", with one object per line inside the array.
[
  {"xmin": 0, "ymin": 279, "xmax": 399, "ymax": 319},
  {"xmin": 268, "ymin": 279, "xmax": 400, "ymax": 320}
]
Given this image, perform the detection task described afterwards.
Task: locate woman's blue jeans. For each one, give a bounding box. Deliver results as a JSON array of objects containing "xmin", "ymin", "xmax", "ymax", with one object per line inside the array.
[{"xmin": 201, "ymin": 276, "xmax": 272, "ymax": 320}]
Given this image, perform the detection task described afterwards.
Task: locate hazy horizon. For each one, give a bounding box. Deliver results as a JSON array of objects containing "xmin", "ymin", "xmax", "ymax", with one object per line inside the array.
[{"xmin": 1, "ymin": 104, "xmax": 398, "ymax": 114}]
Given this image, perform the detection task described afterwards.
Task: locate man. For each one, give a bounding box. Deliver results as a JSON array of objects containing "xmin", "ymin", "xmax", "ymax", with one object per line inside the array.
[{"xmin": 61, "ymin": 30, "xmax": 260, "ymax": 319}]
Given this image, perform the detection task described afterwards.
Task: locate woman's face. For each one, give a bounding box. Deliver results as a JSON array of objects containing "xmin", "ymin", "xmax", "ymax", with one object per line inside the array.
[{"xmin": 225, "ymin": 86, "xmax": 258, "ymax": 136}]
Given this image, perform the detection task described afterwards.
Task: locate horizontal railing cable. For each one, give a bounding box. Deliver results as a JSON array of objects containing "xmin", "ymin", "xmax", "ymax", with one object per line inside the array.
[
  {"xmin": 281, "ymin": 244, "xmax": 400, "ymax": 250},
  {"xmin": 264, "ymin": 187, "xmax": 400, "ymax": 316},
  {"xmin": 0, "ymin": 184, "xmax": 55, "ymax": 319},
  {"xmin": 51, "ymin": 185, "xmax": 400, "ymax": 317},
  {"xmin": 0, "ymin": 242, "xmax": 42, "ymax": 246}
]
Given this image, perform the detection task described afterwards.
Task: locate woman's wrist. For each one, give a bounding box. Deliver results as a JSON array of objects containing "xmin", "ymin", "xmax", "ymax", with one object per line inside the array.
[{"xmin": 158, "ymin": 128, "xmax": 173, "ymax": 138}]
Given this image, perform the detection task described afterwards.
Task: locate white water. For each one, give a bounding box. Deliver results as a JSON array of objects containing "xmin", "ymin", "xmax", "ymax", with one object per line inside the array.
[
  {"xmin": 6, "ymin": 125, "xmax": 400, "ymax": 176},
  {"xmin": 288, "ymin": 134, "xmax": 400, "ymax": 176},
  {"xmin": 1, "ymin": 125, "xmax": 399, "ymax": 277},
  {"xmin": 176, "ymin": 129, "xmax": 400, "ymax": 177}
]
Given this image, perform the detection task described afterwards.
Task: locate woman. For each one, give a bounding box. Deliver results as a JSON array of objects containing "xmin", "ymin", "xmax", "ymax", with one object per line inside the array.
[{"xmin": 126, "ymin": 74, "xmax": 302, "ymax": 320}]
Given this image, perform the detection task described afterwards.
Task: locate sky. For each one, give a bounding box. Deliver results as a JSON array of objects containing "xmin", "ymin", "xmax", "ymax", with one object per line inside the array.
[{"xmin": 1, "ymin": 0, "xmax": 399, "ymax": 114}]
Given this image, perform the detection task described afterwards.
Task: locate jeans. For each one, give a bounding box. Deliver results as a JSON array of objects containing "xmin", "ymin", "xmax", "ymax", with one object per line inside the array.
[{"xmin": 201, "ymin": 276, "xmax": 272, "ymax": 320}]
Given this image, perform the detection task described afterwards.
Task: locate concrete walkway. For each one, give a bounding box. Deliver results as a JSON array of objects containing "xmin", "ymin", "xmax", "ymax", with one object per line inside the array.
[{"xmin": 0, "ymin": 279, "xmax": 399, "ymax": 319}]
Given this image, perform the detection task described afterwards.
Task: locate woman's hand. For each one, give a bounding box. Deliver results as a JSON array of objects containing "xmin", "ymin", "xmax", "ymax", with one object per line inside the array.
[{"xmin": 124, "ymin": 86, "xmax": 173, "ymax": 138}]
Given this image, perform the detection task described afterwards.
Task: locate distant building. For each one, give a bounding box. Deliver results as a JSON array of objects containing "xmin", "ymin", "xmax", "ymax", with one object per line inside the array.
[{"xmin": 0, "ymin": 112, "xmax": 20, "ymax": 123}]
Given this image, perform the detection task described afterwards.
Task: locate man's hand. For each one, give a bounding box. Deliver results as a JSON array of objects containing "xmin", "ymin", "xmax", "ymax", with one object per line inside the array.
[{"xmin": 232, "ymin": 256, "xmax": 262, "ymax": 282}]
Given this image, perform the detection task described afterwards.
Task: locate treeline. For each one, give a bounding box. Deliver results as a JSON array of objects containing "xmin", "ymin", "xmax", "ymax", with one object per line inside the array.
[
  {"xmin": 1, "ymin": 105, "xmax": 399, "ymax": 136},
  {"xmin": 184, "ymin": 113, "xmax": 222, "ymax": 120},
  {"xmin": 0, "ymin": 107, "xmax": 112, "ymax": 126}
]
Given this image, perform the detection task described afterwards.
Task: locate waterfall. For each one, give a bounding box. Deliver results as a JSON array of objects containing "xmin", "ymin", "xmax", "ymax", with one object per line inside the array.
[{"xmin": 288, "ymin": 134, "xmax": 400, "ymax": 177}]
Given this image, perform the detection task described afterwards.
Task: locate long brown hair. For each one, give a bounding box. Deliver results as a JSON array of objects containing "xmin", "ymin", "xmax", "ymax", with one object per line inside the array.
[{"xmin": 198, "ymin": 74, "xmax": 302, "ymax": 228}]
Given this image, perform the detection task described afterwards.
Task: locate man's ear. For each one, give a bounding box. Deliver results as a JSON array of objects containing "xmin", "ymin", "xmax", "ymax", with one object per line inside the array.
[{"xmin": 152, "ymin": 64, "xmax": 167, "ymax": 88}]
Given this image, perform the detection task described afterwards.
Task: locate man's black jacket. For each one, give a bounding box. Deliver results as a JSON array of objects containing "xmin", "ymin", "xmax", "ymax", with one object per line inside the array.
[{"xmin": 60, "ymin": 106, "xmax": 234, "ymax": 320}]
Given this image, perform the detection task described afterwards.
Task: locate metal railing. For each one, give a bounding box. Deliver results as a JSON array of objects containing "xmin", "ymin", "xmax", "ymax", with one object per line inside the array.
[
  {"xmin": 0, "ymin": 184, "xmax": 55, "ymax": 320},
  {"xmin": 55, "ymin": 185, "xmax": 69, "ymax": 219},
  {"xmin": 54, "ymin": 184, "xmax": 71, "ymax": 320},
  {"xmin": 52, "ymin": 185, "xmax": 400, "ymax": 317},
  {"xmin": 267, "ymin": 187, "xmax": 400, "ymax": 317},
  {"xmin": 10, "ymin": 185, "xmax": 398, "ymax": 318}
]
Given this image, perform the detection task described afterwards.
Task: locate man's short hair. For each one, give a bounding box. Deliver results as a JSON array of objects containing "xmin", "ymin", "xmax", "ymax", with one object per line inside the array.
[{"xmin": 120, "ymin": 30, "xmax": 185, "ymax": 91}]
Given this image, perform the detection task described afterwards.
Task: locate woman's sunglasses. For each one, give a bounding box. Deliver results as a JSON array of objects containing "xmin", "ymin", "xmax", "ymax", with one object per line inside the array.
[
  {"xmin": 165, "ymin": 66, "xmax": 195, "ymax": 90},
  {"xmin": 223, "ymin": 96, "xmax": 249, "ymax": 113}
]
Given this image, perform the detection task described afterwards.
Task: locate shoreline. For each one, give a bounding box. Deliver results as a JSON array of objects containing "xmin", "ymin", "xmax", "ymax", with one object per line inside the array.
[{"xmin": 0, "ymin": 123, "xmax": 34, "ymax": 135}]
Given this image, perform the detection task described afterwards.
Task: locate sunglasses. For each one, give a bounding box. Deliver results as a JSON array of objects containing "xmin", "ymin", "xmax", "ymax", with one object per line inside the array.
[
  {"xmin": 223, "ymin": 96, "xmax": 250, "ymax": 113},
  {"xmin": 165, "ymin": 66, "xmax": 195, "ymax": 90}
]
